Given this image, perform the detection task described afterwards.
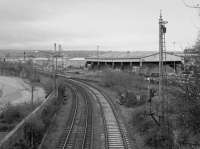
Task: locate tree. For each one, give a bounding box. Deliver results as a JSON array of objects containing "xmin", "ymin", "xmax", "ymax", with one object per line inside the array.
[{"xmin": 172, "ymin": 39, "xmax": 200, "ymax": 144}]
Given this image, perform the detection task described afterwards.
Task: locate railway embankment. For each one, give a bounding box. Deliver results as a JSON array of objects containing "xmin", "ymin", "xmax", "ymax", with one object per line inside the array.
[
  {"xmin": 0, "ymin": 91, "xmax": 55, "ymax": 149},
  {"xmin": 38, "ymin": 84, "xmax": 73, "ymax": 149},
  {"xmin": 0, "ymin": 76, "xmax": 46, "ymax": 141},
  {"xmin": 0, "ymin": 63, "xmax": 67, "ymax": 149},
  {"xmin": 0, "ymin": 80, "xmax": 66, "ymax": 149}
]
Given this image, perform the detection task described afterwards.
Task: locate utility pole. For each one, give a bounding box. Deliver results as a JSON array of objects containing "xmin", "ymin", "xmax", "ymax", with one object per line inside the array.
[
  {"xmin": 159, "ymin": 11, "xmax": 167, "ymax": 123},
  {"xmin": 96, "ymin": 45, "xmax": 100, "ymax": 70},
  {"xmin": 31, "ymin": 60, "xmax": 35, "ymax": 109},
  {"xmin": 31, "ymin": 85, "xmax": 34, "ymax": 107},
  {"xmin": 24, "ymin": 51, "xmax": 26, "ymax": 61},
  {"xmin": 58, "ymin": 44, "xmax": 64, "ymax": 71},
  {"xmin": 54, "ymin": 43, "xmax": 57, "ymax": 95},
  {"xmin": 55, "ymin": 43, "xmax": 58, "ymax": 74},
  {"xmin": 97, "ymin": 45, "xmax": 100, "ymax": 59}
]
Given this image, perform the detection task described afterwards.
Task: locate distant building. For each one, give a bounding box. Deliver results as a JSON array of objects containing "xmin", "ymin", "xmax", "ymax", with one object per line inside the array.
[
  {"xmin": 184, "ymin": 48, "xmax": 199, "ymax": 66},
  {"xmin": 67, "ymin": 57, "xmax": 86, "ymax": 68},
  {"xmin": 32, "ymin": 57, "xmax": 49, "ymax": 65}
]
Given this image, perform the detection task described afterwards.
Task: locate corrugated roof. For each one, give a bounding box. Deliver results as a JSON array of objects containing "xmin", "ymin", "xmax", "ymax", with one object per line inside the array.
[
  {"xmin": 69, "ymin": 57, "xmax": 85, "ymax": 61},
  {"xmin": 33, "ymin": 57, "xmax": 49, "ymax": 60},
  {"xmin": 91, "ymin": 51, "xmax": 155, "ymax": 59},
  {"xmin": 142, "ymin": 53, "xmax": 182, "ymax": 62},
  {"xmin": 86, "ymin": 51, "xmax": 183, "ymax": 62}
]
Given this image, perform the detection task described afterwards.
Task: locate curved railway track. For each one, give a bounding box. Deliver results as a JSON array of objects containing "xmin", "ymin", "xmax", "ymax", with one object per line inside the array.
[
  {"xmin": 37, "ymin": 70, "xmax": 133, "ymax": 148},
  {"xmin": 56, "ymin": 83, "xmax": 93, "ymax": 149},
  {"xmin": 90, "ymin": 84, "xmax": 131, "ymax": 149},
  {"xmin": 64, "ymin": 77, "xmax": 131, "ymax": 149}
]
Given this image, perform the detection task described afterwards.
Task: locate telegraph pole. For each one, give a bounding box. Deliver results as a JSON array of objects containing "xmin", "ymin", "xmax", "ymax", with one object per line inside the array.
[
  {"xmin": 58, "ymin": 44, "xmax": 64, "ymax": 71},
  {"xmin": 97, "ymin": 45, "xmax": 100, "ymax": 69},
  {"xmin": 97, "ymin": 45, "xmax": 100, "ymax": 59},
  {"xmin": 31, "ymin": 59, "xmax": 35, "ymax": 109},
  {"xmin": 55, "ymin": 43, "xmax": 58, "ymax": 74},
  {"xmin": 24, "ymin": 51, "xmax": 26, "ymax": 61},
  {"xmin": 30, "ymin": 76, "xmax": 34, "ymax": 108},
  {"xmin": 159, "ymin": 11, "xmax": 167, "ymax": 123},
  {"xmin": 54, "ymin": 43, "xmax": 57, "ymax": 95}
]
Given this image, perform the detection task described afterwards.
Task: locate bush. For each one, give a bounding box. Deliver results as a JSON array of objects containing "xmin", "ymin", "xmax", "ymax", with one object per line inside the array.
[
  {"xmin": 23, "ymin": 116, "xmax": 45, "ymax": 148},
  {"xmin": 120, "ymin": 92, "xmax": 146, "ymax": 107},
  {"xmin": 41, "ymin": 100, "xmax": 57, "ymax": 127},
  {"xmin": 0, "ymin": 104, "xmax": 23, "ymax": 124},
  {"xmin": 132, "ymin": 109, "xmax": 154, "ymax": 134},
  {"xmin": 43, "ymin": 79, "xmax": 54, "ymax": 97},
  {"xmin": 132, "ymin": 107, "xmax": 175, "ymax": 148},
  {"xmin": 0, "ymin": 123, "xmax": 15, "ymax": 131},
  {"xmin": 0, "ymin": 102, "xmax": 41, "ymax": 130},
  {"xmin": 144, "ymin": 125, "xmax": 174, "ymax": 149},
  {"xmin": 41, "ymin": 83, "xmax": 66, "ymax": 127},
  {"xmin": 101, "ymin": 71, "xmax": 146, "ymax": 91}
]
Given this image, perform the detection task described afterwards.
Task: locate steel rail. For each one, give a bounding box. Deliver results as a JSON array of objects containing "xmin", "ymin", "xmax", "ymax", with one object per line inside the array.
[
  {"xmin": 68, "ymin": 78, "xmax": 130, "ymax": 149},
  {"xmin": 78, "ymin": 86, "xmax": 93, "ymax": 149},
  {"xmin": 57, "ymin": 81, "xmax": 93, "ymax": 149},
  {"xmin": 56, "ymin": 85, "xmax": 78, "ymax": 149}
]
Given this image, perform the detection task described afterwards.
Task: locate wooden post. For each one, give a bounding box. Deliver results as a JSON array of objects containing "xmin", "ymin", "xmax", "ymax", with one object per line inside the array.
[
  {"xmin": 174, "ymin": 61, "xmax": 176, "ymax": 73},
  {"xmin": 120, "ymin": 62, "xmax": 123, "ymax": 70},
  {"xmin": 31, "ymin": 85, "xmax": 34, "ymax": 107},
  {"xmin": 112, "ymin": 62, "xmax": 115, "ymax": 69},
  {"xmin": 130, "ymin": 62, "xmax": 133, "ymax": 70}
]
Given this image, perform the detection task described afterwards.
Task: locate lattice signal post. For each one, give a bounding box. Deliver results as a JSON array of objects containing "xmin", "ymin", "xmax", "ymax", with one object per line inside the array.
[{"xmin": 159, "ymin": 12, "xmax": 168, "ymax": 123}]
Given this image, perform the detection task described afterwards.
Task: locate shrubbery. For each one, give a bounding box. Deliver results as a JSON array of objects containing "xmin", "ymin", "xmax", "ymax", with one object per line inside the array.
[
  {"xmin": 23, "ymin": 116, "xmax": 45, "ymax": 148},
  {"xmin": 8, "ymin": 80, "xmax": 66, "ymax": 149},
  {"xmin": 0, "ymin": 61, "xmax": 68, "ymax": 148},
  {"xmin": 144, "ymin": 125, "xmax": 174, "ymax": 149},
  {"xmin": 132, "ymin": 108, "xmax": 175, "ymax": 148},
  {"xmin": 101, "ymin": 70, "xmax": 146, "ymax": 90},
  {"xmin": 132, "ymin": 109, "xmax": 152, "ymax": 133},
  {"xmin": 119, "ymin": 91, "xmax": 146, "ymax": 107},
  {"xmin": 0, "ymin": 102, "xmax": 40, "ymax": 126},
  {"xmin": 101, "ymin": 70, "xmax": 147, "ymax": 107},
  {"xmin": 0, "ymin": 60, "xmax": 33, "ymax": 78},
  {"xmin": 100, "ymin": 70, "xmax": 177, "ymax": 148},
  {"xmin": 40, "ymin": 77, "xmax": 54, "ymax": 98},
  {"xmin": 41, "ymin": 97, "xmax": 58, "ymax": 127}
]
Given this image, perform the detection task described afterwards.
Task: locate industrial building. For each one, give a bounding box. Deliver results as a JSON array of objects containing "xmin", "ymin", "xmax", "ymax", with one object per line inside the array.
[{"xmin": 85, "ymin": 51, "xmax": 184, "ymax": 73}]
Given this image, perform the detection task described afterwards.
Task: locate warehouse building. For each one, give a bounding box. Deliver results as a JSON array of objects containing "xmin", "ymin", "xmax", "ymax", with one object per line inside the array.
[{"xmin": 85, "ymin": 51, "xmax": 184, "ymax": 73}]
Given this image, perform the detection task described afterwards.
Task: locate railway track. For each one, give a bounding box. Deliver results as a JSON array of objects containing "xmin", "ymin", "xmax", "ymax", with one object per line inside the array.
[
  {"xmin": 67, "ymin": 78, "xmax": 131, "ymax": 149},
  {"xmin": 56, "ymin": 83, "xmax": 93, "ymax": 149}
]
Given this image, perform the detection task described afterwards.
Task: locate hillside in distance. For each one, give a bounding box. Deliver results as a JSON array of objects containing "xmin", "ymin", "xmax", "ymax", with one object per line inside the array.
[{"xmin": 0, "ymin": 49, "xmax": 109, "ymax": 59}]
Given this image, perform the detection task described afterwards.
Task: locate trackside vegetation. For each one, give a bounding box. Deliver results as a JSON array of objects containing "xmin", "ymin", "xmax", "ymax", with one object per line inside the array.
[
  {"xmin": 99, "ymin": 53, "xmax": 200, "ymax": 149},
  {"xmin": 0, "ymin": 61, "xmax": 68, "ymax": 149}
]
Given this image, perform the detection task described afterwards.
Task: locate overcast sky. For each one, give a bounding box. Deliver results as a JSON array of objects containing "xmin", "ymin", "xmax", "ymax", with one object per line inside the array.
[{"xmin": 0, "ymin": 0, "xmax": 199, "ymax": 51}]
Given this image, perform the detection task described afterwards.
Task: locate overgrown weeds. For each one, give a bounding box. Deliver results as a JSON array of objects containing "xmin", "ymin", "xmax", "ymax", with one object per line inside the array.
[
  {"xmin": 101, "ymin": 70, "xmax": 147, "ymax": 107},
  {"xmin": 100, "ymin": 70, "xmax": 176, "ymax": 148},
  {"xmin": 0, "ymin": 102, "xmax": 41, "ymax": 131},
  {"xmin": 5, "ymin": 80, "xmax": 67, "ymax": 149}
]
